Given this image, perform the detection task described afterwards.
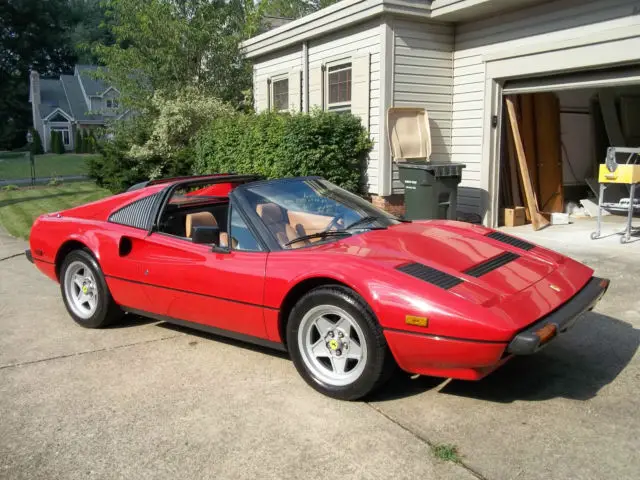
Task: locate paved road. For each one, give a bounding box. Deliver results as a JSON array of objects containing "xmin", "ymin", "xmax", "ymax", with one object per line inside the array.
[{"xmin": 1, "ymin": 220, "xmax": 638, "ymax": 480}]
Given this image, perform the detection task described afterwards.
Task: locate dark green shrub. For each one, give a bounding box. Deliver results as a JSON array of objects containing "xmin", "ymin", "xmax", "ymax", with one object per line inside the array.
[
  {"xmin": 82, "ymin": 130, "xmax": 90, "ymax": 153},
  {"xmin": 89, "ymin": 90, "xmax": 232, "ymax": 193},
  {"xmin": 31, "ymin": 129, "xmax": 44, "ymax": 154},
  {"xmin": 89, "ymin": 115, "xmax": 194, "ymax": 192},
  {"xmin": 194, "ymin": 110, "xmax": 373, "ymax": 194},
  {"xmin": 87, "ymin": 131, "xmax": 97, "ymax": 153},
  {"xmin": 75, "ymin": 129, "xmax": 82, "ymax": 153},
  {"xmin": 51, "ymin": 131, "xmax": 64, "ymax": 154}
]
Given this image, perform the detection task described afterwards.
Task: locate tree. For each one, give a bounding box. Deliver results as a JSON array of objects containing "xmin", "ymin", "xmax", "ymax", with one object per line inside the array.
[
  {"xmin": 261, "ymin": 0, "xmax": 340, "ymax": 19},
  {"xmin": 67, "ymin": 0, "xmax": 114, "ymax": 64},
  {"xmin": 94, "ymin": 0, "xmax": 261, "ymax": 110},
  {"xmin": 0, "ymin": 0, "xmax": 77, "ymax": 150}
]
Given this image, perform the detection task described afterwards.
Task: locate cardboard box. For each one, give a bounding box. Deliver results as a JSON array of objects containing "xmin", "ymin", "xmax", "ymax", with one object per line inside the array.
[{"xmin": 501, "ymin": 207, "xmax": 526, "ymax": 227}]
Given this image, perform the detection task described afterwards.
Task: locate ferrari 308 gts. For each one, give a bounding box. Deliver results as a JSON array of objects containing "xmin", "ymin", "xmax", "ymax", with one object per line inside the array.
[{"xmin": 28, "ymin": 174, "xmax": 609, "ymax": 399}]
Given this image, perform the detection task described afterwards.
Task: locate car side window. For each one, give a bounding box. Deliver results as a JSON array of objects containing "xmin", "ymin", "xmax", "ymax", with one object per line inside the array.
[{"xmin": 230, "ymin": 208, "xmax": 262, "ymax": 252}]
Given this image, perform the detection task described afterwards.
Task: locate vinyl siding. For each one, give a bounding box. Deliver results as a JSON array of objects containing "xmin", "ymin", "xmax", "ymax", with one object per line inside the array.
[
  {"xmin": 253, "ymin": 47, "xmax": 304, "ymax": 112},
  {"xmin": 452, "ymin": 0, "xmax": 640, "ymax": 214},
  {"xmin": 392, "ymin": 18, "xmax": 454, "ymax": 193},
  {"xmin": 308, "ymin": 21, "xmax": 382, "ymax": 194}
]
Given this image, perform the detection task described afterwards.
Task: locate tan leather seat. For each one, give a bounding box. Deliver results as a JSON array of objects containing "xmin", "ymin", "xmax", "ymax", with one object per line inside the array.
[
  {"xmin": 185, "ymin": 211, "xmax": 228, "ymax": 247},
  {"xmin": 256, "ymin": 203, "xmax": 300, "ymax": 246},
  {"xmin": 288, "ymin": 210, "xmax": 334, "ymax": 238}
]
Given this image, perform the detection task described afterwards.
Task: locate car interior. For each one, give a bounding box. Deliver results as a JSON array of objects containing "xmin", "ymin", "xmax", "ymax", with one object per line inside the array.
[{"xmin": 155, "ymin": 181, "xmax": 337, "ymax": 249}]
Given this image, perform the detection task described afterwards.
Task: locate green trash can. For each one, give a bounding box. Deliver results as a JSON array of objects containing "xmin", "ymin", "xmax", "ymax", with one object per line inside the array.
[{"xmin": 398, "ymin": 162, "xmax": 466, "ymax": 221}]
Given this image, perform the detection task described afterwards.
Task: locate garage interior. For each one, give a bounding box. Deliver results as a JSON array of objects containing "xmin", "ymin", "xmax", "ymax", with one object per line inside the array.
[{"xmin": 497, "ymin": 67, "xmax": 640, "ymax": 231}]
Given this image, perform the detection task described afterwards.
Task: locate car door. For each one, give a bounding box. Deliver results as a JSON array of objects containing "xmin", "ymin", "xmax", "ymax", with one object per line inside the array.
[{"xmin": 135, "ymin": 205, "xmax": 270, "ymax": 340}]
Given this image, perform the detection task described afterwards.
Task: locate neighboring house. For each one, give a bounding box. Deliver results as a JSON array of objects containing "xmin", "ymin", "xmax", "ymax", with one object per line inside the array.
[
  {"xmin": 242, "ymin": 0, "xmax": 640, "ymax": 226},
  {"xmin": 29, "ymin": 65, "xmax": 124, "ymax": 152}
]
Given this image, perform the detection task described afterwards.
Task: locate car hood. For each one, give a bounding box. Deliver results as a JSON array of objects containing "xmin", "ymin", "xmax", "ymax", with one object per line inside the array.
[{"xmin": 319, "ymin": 220, "xmax": 575, "ymax": 300}]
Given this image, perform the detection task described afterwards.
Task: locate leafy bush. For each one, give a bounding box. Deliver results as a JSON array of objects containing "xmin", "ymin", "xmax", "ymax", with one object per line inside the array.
[
  {"xmin": 81, "ymin": 130, "xmax": 90, "ymax": 153},
  {"xmin": 51, "ymin": 131, "xmax": 65, "ymax": 154},
  {"xmin": 194, "ymin": 110, "xmax": 373, "ymax": 194},
  {"xmin": 75, "ymin": 129, "xmax": 82, "ymax": 153},
  {"xmin": 89, "ymin": 88, "xmax": 232, "ymax": 192},
  {"xmin": 89, "ymin": 116, "xmax": 152, "ymax": 192},
  {"xmin": 31, "ymin": 129, "xmax": 44, "ymax": 155},
  {"xmin": 87, "ymin": 130, "xmax": 97, "ymax": 153}
]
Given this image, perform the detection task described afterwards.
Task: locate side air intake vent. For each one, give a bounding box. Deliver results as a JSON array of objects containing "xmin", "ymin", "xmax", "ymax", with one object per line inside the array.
[
  {"xmin": 486, "ymin": 231, "xmax": 535, "ymax": 251},
  {"xmin": 109, "ymin": 193, "xmax": 162, "ymax": 230},
  {"xmin": 465, "ymin": 251, "xmax": 520, "ymax": 278},
  {"xmin": 396, "ymin": 263, "xmax": 463, "ymax": 290}
]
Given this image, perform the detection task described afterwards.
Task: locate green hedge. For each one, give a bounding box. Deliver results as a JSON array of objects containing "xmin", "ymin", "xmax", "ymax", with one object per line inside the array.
[
  {"xmin": 51, "ymin": 131, "xmax": 65, "ymax": 154},
  {"xmin": 194, "ymin": 110, "xmax": 373, "ymax": 194},
  {"xmin": 31, "ymin": 128, "xmax": 44, "ymax": 155}
]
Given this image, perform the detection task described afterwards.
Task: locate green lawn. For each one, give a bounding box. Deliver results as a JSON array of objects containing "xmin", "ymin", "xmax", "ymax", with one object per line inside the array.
[
  {"xmin": 0, "ymin": 153, "xmax": 99, "ymax": 180},
  {"xmin": 0, "ymin": 182, "xmax": 110, "ymax": 239}
]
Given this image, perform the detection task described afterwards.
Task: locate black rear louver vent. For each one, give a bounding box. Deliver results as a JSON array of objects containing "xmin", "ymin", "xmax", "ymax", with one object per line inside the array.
[
  {"xmin": 464, "ymin": 251, "xmax": 520, "ymax": 278},
  {"xmin": 396, "ymin": 263, "xmax": 463, "ymax": 290},
  {"xmin": 109, "ymin": 193, "xmax": 162, "ymax": 230},
  {"xmin": 486, "ymin": 231, "xmax": 535, "ymax": 251}
]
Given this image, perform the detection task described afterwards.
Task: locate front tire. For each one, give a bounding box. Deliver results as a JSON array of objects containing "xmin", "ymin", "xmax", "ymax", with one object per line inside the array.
[
  {"xmin": 60, "ymin": 249, "xmax": 122, "ymax": 328},
  {"xmin": 287, "ymin": 286, "xmax": 393, "ymax": 400}
]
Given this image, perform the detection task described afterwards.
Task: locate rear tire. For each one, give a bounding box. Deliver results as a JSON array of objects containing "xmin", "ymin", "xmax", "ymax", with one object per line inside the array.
[
  {"xmin": 60, "ymin": 249, "xmax": 122, "ymax": 328},
  {"xmin": 287, "ymin": 286, "xmax": 394, "ymax": 400}
]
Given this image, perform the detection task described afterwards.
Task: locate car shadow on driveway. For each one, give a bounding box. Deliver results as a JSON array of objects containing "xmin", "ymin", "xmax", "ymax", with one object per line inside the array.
[
  {"xmin": 373, "ymin": 312, "xmax": 639, "ymax": 403},
  {"xmin": 156, "ymin": 322, "xmax": 291, "ymax": 360}
]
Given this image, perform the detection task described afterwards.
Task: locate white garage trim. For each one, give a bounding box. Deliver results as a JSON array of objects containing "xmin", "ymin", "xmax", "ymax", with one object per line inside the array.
[
  {"xmin": 482, "ymin": 36, "xmax": 640, "ymax": 227},
  {"xmin": 503, "ymin": 66, "xmax": 640, "ymax": 94}
]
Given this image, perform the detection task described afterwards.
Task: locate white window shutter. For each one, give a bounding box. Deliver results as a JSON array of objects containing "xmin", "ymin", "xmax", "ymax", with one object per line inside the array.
[
  {"xmin": 289, "ymin": 69, "xmax": 302, "ymax": 112},
  {"xmin": 308, "ymin": 65, "xmax": 324, "ymax": 110},
  {"xmin": 255, "ymin": 78, "xmax": 269, "ymax": 112},
  {"xmin": 351, "ymin": 53, "xmax": 370, "ymax": 129}
]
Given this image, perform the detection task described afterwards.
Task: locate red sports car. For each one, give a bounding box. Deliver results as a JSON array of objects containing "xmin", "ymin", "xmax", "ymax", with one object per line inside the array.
[{"xmin": 28, "ymin": 174, "xmax": 609, "ymax": 400}]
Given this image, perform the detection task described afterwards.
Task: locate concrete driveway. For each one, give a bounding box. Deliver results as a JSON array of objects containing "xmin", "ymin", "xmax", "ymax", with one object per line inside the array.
[{"xmin": 1, "ymin": 219, "xmax": 638, "ymax": 480}]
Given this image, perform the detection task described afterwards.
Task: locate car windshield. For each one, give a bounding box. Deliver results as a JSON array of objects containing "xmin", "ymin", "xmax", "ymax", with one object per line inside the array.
[{"xmin": 242, "ymin": 178, "xmax": 401, "ymax": 249}]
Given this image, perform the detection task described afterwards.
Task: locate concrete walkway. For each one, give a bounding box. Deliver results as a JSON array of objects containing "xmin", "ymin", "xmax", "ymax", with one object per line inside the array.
[{"xmin": 0, "ymin": 221, "xmax": 638, "ymax": 480}]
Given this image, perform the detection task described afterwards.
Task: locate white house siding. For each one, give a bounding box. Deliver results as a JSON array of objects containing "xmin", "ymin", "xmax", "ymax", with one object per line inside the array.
[
  {"xmin": 307, "ymin": 21, "xmax": 382, "ymax": 194},
  {"xmin": 391, "ymin": 18, "xmax": 454, "ymax": 192},
  {"xmin": 452, "ymin": 0, "xmax": 640, "ymax": 217},
  {"xmin": 253, "ymin": 47, "xmax": 304, "ymax": 112}
]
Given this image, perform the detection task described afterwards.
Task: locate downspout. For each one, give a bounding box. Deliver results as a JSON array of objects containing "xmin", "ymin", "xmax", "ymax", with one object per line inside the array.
[{"xmin": 302, "ymin": 41, "xmax": 309, "ymax": 112}]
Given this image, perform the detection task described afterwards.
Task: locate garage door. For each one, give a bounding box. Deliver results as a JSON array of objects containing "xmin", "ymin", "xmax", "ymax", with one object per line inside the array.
[{"xmin": 502, "ymin": 65, "xmax": 640, "ymax": 94}]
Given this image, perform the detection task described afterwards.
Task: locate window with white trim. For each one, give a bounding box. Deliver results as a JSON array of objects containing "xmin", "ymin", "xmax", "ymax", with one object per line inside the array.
[
  {"xmin": 52, "ymin": 127, "xmax": 70, "ymax": 146},
  {"xmin": 106, "ymin": 98, "xmax": 119, "ymax": 108},
  {"xmin": 326, "ymin": 62, "xmax": 352, "ymax": 112},
  {"xmin": 271, "ymin": 77, "xmax": 289, "ymax": 112}
]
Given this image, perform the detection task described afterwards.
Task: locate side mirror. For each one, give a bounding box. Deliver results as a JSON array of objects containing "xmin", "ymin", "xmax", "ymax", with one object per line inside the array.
[{"xmin": 191, "ymin": 225, "xmax": 220, "ymax": 245}]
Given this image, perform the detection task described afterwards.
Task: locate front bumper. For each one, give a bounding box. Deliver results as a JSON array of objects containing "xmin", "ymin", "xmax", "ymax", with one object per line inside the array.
[
  {"xmin": 507, "ymin": 276, "xmax": 610, "ymax": 355},
  {"xmin": 25, "ymin": 249, "xmax": 33, "ymax": 263}
]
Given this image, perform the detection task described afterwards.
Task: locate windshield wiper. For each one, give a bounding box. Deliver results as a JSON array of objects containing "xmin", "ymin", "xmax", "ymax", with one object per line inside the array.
[
  {"xmin": 284, "ymin": 230, "xmax": 352, "ymax": 247},
  {"xmin": 344, "ymin": 216, "xmax": 382, "ymax": 231}
]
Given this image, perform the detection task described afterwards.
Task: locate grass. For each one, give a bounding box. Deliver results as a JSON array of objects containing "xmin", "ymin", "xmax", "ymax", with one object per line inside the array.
[
  {"xmin": 433, "ymin": 443, "xmax": 461, "ymax": 463},
  {"xmin": 0, "ymin": 181, "xmax": 110, "ymax": 239},
  {"xmin": 0, "ymin": 153, "xmax": 99, "ymax": 180}
]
